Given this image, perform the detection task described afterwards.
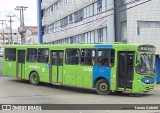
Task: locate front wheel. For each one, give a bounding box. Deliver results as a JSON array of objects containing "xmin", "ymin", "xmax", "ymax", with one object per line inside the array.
[
  {"xmin": 29, "ymin": 72, "xmax": 40, "ymax": 85},
  {"xmin": 96, "ymin": 79, "xmax": 110, "ymax": 95}
]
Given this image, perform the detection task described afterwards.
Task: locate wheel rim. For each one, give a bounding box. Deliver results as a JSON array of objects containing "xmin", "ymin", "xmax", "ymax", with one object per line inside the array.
[
  {"xmin": 100, "ymin": 83, "xmax": 107, "ymax": 91},
  {"xmin": 32, "ymin": 75, "xmax": 37, "ymax": 83}
]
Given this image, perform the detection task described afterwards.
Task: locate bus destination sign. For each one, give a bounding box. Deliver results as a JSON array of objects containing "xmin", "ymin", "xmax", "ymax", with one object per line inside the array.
[{"xmin": 138, "ymin": 45, "xmax": 156, "ymax": 52}]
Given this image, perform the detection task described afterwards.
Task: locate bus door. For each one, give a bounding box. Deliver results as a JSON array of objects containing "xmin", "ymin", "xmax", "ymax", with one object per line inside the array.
[
  {"xmin": 51, "ymin": 51, "xmax": 64, "ymax": 83},
  {"xmin": 17, "ymin": 50, "xmax": 26, "ymax": 79},
  {"xmin": 117, "ymin": 52, "xmax": 134, "ymax": 90}
]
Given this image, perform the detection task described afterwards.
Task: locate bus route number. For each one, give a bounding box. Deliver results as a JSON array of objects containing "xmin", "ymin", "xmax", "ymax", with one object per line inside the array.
[{"xmin": 83, "ymin": 68, "xmax": 92, "ymax": 72}]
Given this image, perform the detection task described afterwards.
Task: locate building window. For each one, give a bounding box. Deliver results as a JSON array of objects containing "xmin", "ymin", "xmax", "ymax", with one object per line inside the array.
[
  {"xmin": 26, "ymin": 48, "xmax": 37, "ymax": 62},
  {"xmin": 98, "ymin": 28, "xmax": 103, "ymax": 42},
  {"xmin": 5, "ymin": 48, "xmax": 16, "ymax": 61},
  {"xmin": 97, "ymin": 0, "xmax": 102, "ymax": 13},
  {"xmin": 65, "ymin": 49, "xmax": 79, "ymax": 65},
  {"xmin": 97, "ymin": 49, "xmax": 114, "ymax": 67},
  {"xmin": 137, "ymin": 21, "xmax": 160, "ymax": 36},
  {"xmin": 74, "ymin": 9, "xmax": 84, "ymax": 23},
  {"xmin": 121, "ymin": 21, "xmax": 127, "ymax": 40},
  {"xmin": 60, "ymin": 17, "xmax": 68, "ymax": 27},
  {"xmin": 70, "ymin": 37, "xmax": 73, "ymax": 44},
  {"xmin": 81, "ymin": 49, "xmax": 95, "ymax": 65},
  {"xmin": 68, "ymin": 14, "xmax": 73, "ymax": 24},
  {"xmin": 38, "ymin": 49, "xmax": 49, "ymax": 63},
  {"xmin": 137, "ymin": 27, "xmax": 140, "ymax": 35}
]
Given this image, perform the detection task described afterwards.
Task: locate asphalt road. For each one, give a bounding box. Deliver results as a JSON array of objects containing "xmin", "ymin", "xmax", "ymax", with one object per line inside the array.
[{"xmin": 0, "ymin": 57, "xmax": 160, "ymax": 113}]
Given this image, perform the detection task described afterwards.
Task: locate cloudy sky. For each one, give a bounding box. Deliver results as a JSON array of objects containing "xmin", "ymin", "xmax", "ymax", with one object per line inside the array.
[{"xmin": 0, "ymin": 0, "xmax": 37, "ymax": 29}]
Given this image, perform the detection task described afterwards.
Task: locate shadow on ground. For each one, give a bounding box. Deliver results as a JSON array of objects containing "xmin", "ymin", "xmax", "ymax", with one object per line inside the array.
[{"xmin": 8, "ymin": 79, "xmax": 153, "ymax": 97}]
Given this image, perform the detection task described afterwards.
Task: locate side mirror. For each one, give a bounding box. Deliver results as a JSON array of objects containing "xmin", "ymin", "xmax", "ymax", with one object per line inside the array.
[{"xmin": 135, "ymin": 51, "xmax": 141, "ymax": 67}]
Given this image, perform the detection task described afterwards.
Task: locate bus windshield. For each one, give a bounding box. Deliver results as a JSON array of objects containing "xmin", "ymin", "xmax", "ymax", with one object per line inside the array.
[{"xmin": 137, "ymin": 54, "xmax": 156, "ymax": 75}]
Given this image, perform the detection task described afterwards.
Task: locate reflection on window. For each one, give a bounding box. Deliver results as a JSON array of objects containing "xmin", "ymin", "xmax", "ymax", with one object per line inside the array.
[{"xmin": 137, "ymin": 54, "xmax": 156, "ymax": 74}]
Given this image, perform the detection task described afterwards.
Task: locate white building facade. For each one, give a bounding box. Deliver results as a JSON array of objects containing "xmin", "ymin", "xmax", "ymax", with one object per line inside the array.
[{"xmin": 40, "ymin": 0, "xmax": 115, "ymax": 44}]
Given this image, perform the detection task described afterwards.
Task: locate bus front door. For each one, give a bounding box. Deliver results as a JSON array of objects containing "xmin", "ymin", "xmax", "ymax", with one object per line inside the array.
[
  {"xmin": 51, "ymin": 51, "xmax": 64, "ymax": 84},
  {"xmin": 117, "ymin": 52, "xmax": 134, "ymax": 90},
  {"xmin": 17, "ymin": 50, "xmax": 26, "ymax": 79}
]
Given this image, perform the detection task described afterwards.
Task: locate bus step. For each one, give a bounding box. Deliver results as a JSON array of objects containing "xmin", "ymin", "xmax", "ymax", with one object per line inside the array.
[{"xmin": 52, "ymin": 82, "xmax": 61, "ymax": 85}]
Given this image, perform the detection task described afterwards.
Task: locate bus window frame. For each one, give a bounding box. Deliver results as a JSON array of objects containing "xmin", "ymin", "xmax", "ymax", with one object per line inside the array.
[
  {"xmin": 80, "ymin": 48, "xmax": 96, "ymax": 66},
  {"xmin": 65, "ymin": 48, "xmax": 80, "ymax": 65},
  {"xmin": 97, "ymin": 48, "xmax": 115, "ymax": 67}
]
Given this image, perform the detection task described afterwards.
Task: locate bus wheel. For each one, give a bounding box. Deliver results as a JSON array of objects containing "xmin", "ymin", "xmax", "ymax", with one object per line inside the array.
[
  {"xmin": 29, "ymin": 72, "xmax": 39, "ymax": 85},
  {"xmin": 96, "ymin": 79, "xmax": 110, "ymax": 95}
]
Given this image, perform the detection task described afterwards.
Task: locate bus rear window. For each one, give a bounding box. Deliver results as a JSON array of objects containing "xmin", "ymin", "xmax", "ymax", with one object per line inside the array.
[
  {"xmin": 26, "ymin": 48, "xmax": 37, "ymax": 62},
  {"xmin": 5, "ymin": 48, "xmax": 16, "ymax": 61}
]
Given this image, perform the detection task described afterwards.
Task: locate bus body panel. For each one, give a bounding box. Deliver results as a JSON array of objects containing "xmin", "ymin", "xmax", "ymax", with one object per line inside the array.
[
  {"xmin": 63, "ymin": 44, "xmax": 94, "ymax": 88},
  {"xmin": 2, "ymin": 44, "xmax": 156, "ymax": 93},
  {"xmin": 93, "ymin": 44, "xmax": 112, "ymax": 89}
]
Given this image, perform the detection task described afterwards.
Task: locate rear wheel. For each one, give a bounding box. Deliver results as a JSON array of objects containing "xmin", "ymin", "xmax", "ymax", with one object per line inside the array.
[
  {"xmin": 96, "ymin": 79, "xmax": 110, "ymax": 95},
  {"xmin": 29, "ymin": 72, "xmax": 39, "ymax": 85}
]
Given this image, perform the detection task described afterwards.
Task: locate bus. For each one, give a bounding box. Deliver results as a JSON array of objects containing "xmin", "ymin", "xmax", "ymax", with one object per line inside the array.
[{"xmin": 2, "ymin": 43, "xmax": 156, "ymax": 95}]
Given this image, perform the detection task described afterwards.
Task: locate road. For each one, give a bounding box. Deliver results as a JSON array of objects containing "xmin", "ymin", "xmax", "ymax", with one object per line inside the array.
[{"xmin": 0, "ymin": 57, "xmax": 160, "ymax": 113}]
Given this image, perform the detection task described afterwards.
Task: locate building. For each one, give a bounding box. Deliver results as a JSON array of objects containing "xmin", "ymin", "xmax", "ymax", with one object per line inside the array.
[
  {"xmin": 38, "ymin": 0, "xmax": 115, "ymax": 44},
  {"xmin": 0, "ymin": 29, "xmax": 20, "ymax": 47},
  {"xmin": 115, "ymin": 0, "xmax": 160, "ymax": 83},
  {"xmin": 25, "ymin": 26, "xmax": 39, "ymax": 44},
  {"xmin": 38, "ymin": 0, "xmax": 160, "ymax": 83},
  {"xmin": 0, "ymin": 26, "xmax": 39, "ymax": 47}
]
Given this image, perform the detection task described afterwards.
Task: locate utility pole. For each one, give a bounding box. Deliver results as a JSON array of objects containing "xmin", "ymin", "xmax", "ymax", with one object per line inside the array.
[
  {"xmin": 0, "ymin": 20, "xmax": 6, "ymax": 45},
  {"xmin": 15, "ymin": 6, "xmax": 28, "ymax": 45},
  {"xmin": 6, "ymin": 15, "xmax": 15, "ymax": 44}
]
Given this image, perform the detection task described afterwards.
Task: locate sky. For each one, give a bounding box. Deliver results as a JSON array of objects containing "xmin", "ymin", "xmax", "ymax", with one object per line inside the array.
[{"xmin": 0, "ymin": 0, "xmax": 37, "ymax": 29}]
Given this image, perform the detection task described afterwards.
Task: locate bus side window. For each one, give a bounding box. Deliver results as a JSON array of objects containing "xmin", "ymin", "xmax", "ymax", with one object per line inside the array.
[
  {"xmin": 38, "ymin": 48, "xmax": 49, "ymax": 63},
  {"xmin": 81, "ymin": 49, "xmax": 95, "ymax": 66},
  {"xmin": 65, "ymin": 49, "xmax": 79, "ymax": 65},
  {"xmin": 26, "ymin": 48, "xmax": 37, "ymax": 62},
  {"xmin": 97, "ymin": 49, "xmax": 114, "ymax": 67},
  {"xmin": 5, "ymin": 48, "xmax": 16, "ymax": 61}
]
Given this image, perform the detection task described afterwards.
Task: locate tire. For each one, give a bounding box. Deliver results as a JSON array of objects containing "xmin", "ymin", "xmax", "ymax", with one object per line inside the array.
[
  {"xmin": 96, "ymin": 79, "xmax": 110, "ymax": 95},
  {"xmin": 29, "ymin": 72, "xmax": 40, "ymax": 85}
]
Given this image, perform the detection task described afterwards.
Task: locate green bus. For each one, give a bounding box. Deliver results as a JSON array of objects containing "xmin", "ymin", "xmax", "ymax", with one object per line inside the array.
[{"xmin": 2, "ymin": 43, "xmax": 156, "ymax": 95}]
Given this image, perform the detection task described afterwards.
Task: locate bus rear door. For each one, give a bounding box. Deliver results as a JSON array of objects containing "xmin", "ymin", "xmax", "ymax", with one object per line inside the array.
[
  {"xmin": 117, "ymin": 52, "xmax": 134, "ymax": 90},
  {"xmin": 17, "ymin": 50, "xmax": 26, "ymax": 79},
  {"xmin": 50, "ymin": 50, "xmax": 64, "ymax": 84}
]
